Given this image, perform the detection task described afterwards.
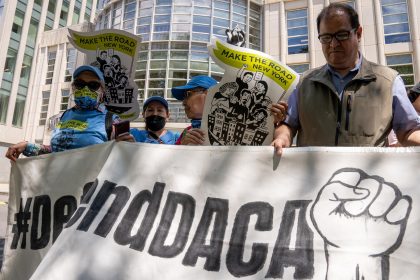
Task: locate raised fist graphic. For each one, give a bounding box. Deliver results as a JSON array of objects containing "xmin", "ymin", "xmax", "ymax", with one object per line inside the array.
[{"xmin": 310, "ymin": 168, "xmax": 412, "ymax": 280}]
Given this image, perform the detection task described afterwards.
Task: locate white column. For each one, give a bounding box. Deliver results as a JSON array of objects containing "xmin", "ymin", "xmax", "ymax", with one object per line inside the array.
[
  {"xmin": 279, "ymin": 0, "xmax": 287, "ymax": 63},
  {"xmin": 354, "ymin": 0, "xmax": 364, "ymax": 54},
  {"xmin": 407, "ymin": 0, "xmax": 420, "ymax": 81},
  {"xmin": 372, "ymin": 0, "xmax": 385, "ymax": 65},
  {"xmin": 308, "ymin": 0, "xmax": 315, "ymax": 67}
]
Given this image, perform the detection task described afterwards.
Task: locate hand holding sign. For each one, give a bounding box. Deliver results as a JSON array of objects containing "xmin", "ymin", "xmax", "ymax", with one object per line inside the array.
[{"xmin": 310, "ymin": 168, "xmax": 412, "ymax": 280}]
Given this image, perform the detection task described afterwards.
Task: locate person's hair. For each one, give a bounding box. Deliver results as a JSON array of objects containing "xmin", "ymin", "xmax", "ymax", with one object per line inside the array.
[
  {"xmin": 100, "ymin": 50, "xmax": 107, "ymax": 55},
  {"xmin": 112, "ymin": 55, "xmax": 121, "ymax": 64},
  {"xmin": 316, "ymin": 3, "xmax": 360, "ymax": 33},
  {"xmin": 256, "ymin": 80, "xmax": 268, "ymax": 92},
  {"xmin": 262, "ymin": 96, "xmax": 272, "ymax": 103},
  {"xmin": 255, "ymin": 108, "xmax": 268, "ymax": 118},
  {"xmin": 241, "ymin": 89, "xmax": 252, "ymax": 100},
  {"xmin": 243, "ymin": 72, "xmax": 253, "ymax": 80},
  {"xmin": 219, "ymin": 82, "xmax": 238, "ymax": 93}
]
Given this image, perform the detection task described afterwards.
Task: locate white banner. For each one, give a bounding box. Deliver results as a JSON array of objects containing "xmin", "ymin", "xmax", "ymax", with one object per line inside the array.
[{"xmin": 1, "ymin": 143, "xmax": 420, "ymax": 280}]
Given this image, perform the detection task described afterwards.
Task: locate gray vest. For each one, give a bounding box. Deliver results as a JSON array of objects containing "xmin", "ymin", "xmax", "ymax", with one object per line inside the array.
[{"xmin": 297, "ymin": 57, "xmax": 397, "ymax": 146}]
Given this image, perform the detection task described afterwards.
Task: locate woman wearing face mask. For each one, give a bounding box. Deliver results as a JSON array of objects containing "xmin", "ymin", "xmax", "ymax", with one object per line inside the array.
[
  {"xmin": 119, "ymin": 96, "xmax": 180, "ymax": 144},
  {"xmin": 6, "ymin": 65, "xmax": 120, "ymax": 161}
]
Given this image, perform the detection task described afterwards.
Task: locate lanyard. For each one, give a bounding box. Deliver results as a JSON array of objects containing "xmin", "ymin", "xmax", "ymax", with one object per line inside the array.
[{"xmin": 148, "ymin": 131, "xmax": 164, "ymax": 144}]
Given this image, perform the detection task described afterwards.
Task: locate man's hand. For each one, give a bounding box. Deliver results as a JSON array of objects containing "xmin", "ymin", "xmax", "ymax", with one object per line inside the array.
[
  {"xmin": 5, "ymin": 141, "xmax": 28, "ymax": 162},
  {"xmin": 271, "ymin": 125, "xmax": 293, "ymax": 156},
  {"xmin": 310, "ymin": 168, "xmax": 412, "ymax": 279},
  {"xmin": 180, "ymin": 129, "xmax": 205, "ymax": 145},
  {"xmin": 116, "ymin": 134, "xmax": 135, "ymax": 142},
  {"xmin": 270, "ymin": 101, "xmax": 288, "ymax": 124}
]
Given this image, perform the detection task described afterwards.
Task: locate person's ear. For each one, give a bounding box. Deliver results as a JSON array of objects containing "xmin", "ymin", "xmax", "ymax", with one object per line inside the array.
[{"xmin": 356, "ymin": 26, "xmax": 362, "ymax": 41}]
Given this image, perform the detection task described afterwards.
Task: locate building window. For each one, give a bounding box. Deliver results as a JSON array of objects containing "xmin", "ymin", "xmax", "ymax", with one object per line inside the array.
[
  {"xmin": 45, "ymin": 1, "xmax": 56, "ymax": 30},
  {"xmin": 287, "ymin": 9, "xmax": 308, "ymax": 55},
  {"xmin": 0, "ymin": 88, "xmax": 10, "ymax": 124},
  {"xmin": 288, "ymin": 63, "xmax": 309, "ymax": 74},
  {"xmin": 12, "ymin": 86, "xmax": 28, "ymax": 127},
  {"xmin": 85, "ymin": 0, "xmax": 93, "ymax": 22},
  {"xmin": 39, "ymin": 91, "xmax": 50, "ymax": 126},
  {"xmin": 27, "ymin": 18, "xmax": 39, "ymax": 47},
  {"xmin": 381, "ymin": 0, "xmax": 410, "ymax": 44},
  {"xmin": 59, "ymin": 0, "xmax": 70, "ymax": 27},
  {"xmin": 3, "ymin": 48, "xmax": 18, "ymax": 81},
  {"xmin": 339, "ymin": 0, "xmax": 355, "ymax": 8},
  {"xmin": 0, "ymin": 0, "xmax": 4, "ymax": 23},
  {"xmin": 249, "ymin": 3, "xmax": 262, "ymax": 50},
  {"xmin": 12, "ymin": 9, "xmax": 25, "ymax": 39},
  {"xmin": 386, "ymin": 54, "xmax": 414, "ymax": 89},
  {"xmin": 20, "ymin": 53, "xmax": 33, "ymax": 85},
  {"xmin": 72, "ymin": 7, "xmax": 81, "ymax": 25},
  {"xmin": 64, "ymin": 48, "xmax": 76, "ymax": 82},
  {"xmin": 46, "ymin": 51, "xmax": 56, "ymax": 84},
  {"xmin": 60, "ymin": 89, "xmax": 70, "ymax": 112},
  {"xmin": 112, "ymin": 2, "xmax": 122, "ymax": 28},
  {"xmin": 123, "ymin": 0, "xmax": 136, "ymax": 30}
]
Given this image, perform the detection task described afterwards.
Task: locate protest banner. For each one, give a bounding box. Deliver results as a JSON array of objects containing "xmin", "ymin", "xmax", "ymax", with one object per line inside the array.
[
  {"xmin": 202, "ymin": 37, "xmax": 299, "ymax": 145},
  {"xmin": 1, "ymin": 143, "xmax": 419, "ymax": 280},
  {"xmin": 68, "ymin": 29, "xmax": 141, "ymax": 121}
]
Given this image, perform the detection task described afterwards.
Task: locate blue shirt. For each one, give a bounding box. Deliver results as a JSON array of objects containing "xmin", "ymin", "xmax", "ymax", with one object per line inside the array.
[
  {"xmin": 130, "ymin": 128, "xmax": 180, "ymax": 144},
  {"xmin": 51, "ymin": 105, "xmax": 118, "ymax": 152},
  {"xmin": 285, "ymin": 58, "xmax": 420, "ymax": 135}
]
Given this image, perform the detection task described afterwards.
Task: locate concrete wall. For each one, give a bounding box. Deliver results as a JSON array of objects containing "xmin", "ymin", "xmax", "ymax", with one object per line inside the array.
[{"xmin": 0, "ymin": 146, "xmax": 11, "ymax": 184}]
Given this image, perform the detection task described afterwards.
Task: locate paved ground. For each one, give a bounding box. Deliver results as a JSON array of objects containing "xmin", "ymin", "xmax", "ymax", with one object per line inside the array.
[{"xmin": 0, "ymin": 193, "xmax": 8, "ymax": 269}]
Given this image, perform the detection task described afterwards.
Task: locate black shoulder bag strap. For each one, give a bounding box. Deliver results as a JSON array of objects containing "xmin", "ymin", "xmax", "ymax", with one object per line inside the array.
[
  {"xmin": 105, "ymin": 111, "xmax": 114, "ymax": 140},
  {"xmin": 148, "ymin": 131, "xmax": 164, "ymax": 144}
]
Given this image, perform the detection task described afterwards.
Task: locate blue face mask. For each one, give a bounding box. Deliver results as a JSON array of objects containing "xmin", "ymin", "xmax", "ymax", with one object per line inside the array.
[{"xmin": 74, "ymin": 86, "xmax": 99, "ymax": 109}]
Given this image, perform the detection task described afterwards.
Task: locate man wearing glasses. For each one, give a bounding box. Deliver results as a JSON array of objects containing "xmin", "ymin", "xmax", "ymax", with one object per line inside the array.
[
  {"xmin": 172, "ymin": 75, "xmax": 218, "ymax": 145},
  {"xmin": 272, "ymin": 3, "xmax": 420, "ymax": 155}
]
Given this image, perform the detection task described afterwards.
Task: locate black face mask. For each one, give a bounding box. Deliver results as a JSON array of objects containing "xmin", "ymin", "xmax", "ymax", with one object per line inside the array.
[{"xmin": 145, "ymin": 115, "xmax": 166, "ymax": 132}]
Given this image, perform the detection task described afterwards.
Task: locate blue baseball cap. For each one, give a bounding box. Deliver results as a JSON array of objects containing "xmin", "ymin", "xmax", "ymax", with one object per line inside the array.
[
  {"xmin": 73, "ymin": 65, "xmax": 104, "ymax": 82},
  {"xmin": 143, "ymin": 96, "xmax": 169, "ymax": 111},
  {"xmin": 171, "ymin": 75, "xmax": 218, "ymax": 101}
]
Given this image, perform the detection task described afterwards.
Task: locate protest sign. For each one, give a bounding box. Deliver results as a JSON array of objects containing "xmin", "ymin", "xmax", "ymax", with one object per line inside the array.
[
  {"xmin": 202, "ymin": 37, "xmax": 299, "ymax": 145},
  {"xmin": 68, "ymin": 29, "xmax": 141, "ymax": 121},
  {"xmin": 1, "ymin": 143, "xmax": 419, "ymax": 280}
]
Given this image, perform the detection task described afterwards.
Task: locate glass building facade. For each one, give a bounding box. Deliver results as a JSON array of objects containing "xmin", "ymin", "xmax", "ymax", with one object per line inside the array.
[
  {"xmin": 0, "ymin": 0, "xmax": 97, "ymax": 147},
  {"xmin": 95, "ymin": 0, "xmax": 263, "ymax": 122}
]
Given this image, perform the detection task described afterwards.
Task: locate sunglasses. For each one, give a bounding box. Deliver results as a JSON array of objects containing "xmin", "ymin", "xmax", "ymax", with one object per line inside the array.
[{"xmin": 73, "ymin": 79, "xmax": 101, "ymax": 91}]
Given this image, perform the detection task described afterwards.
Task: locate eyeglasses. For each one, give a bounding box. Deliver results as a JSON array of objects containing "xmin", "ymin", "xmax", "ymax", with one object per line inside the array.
[
  {"xmin": 184, "ymin": 88, "xmax": 206, "ymax": 99},
  {"xmin": 73, "ymin": 79, "xmax": 101, "ymax": 91},
  {"xmin": 318, "ymin": 28, "xmax": 357, "ymax": 44}
]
